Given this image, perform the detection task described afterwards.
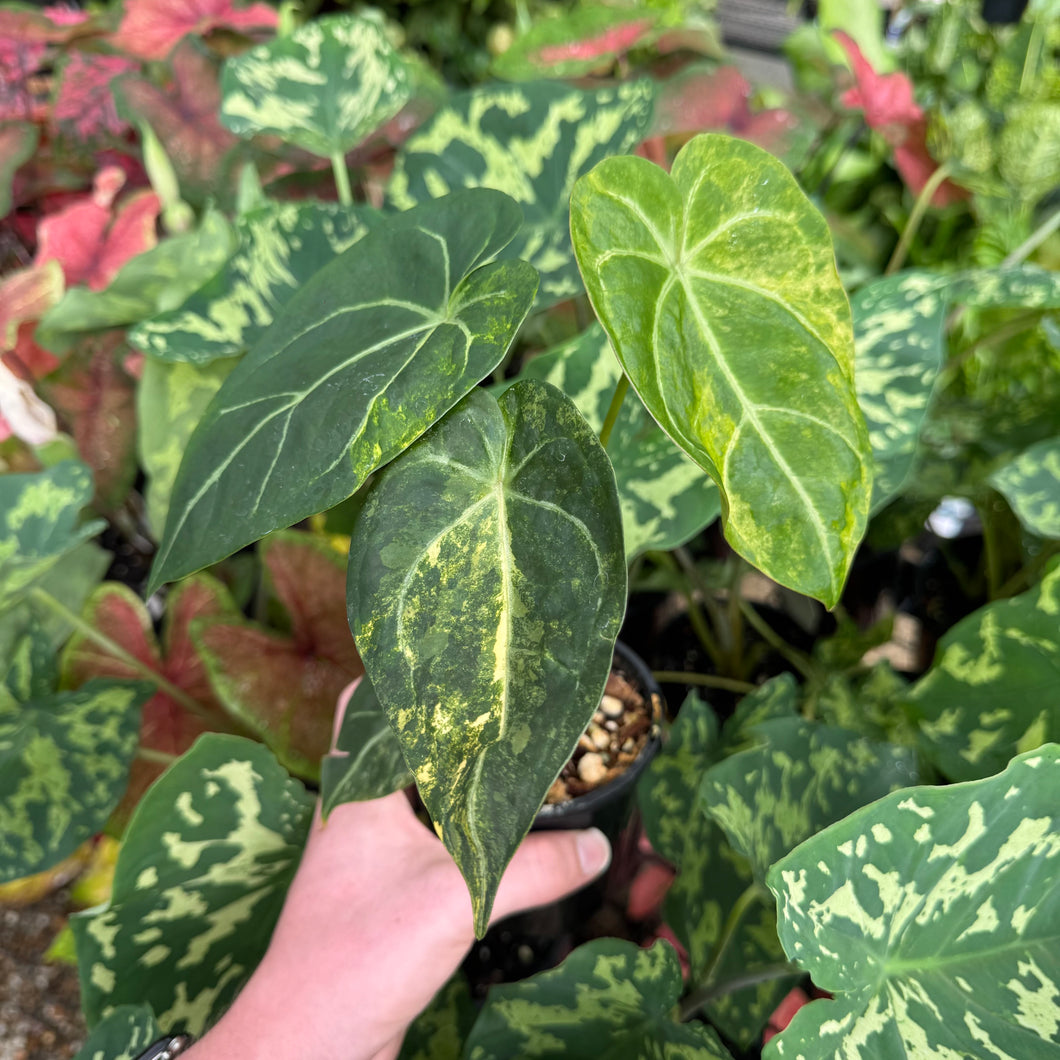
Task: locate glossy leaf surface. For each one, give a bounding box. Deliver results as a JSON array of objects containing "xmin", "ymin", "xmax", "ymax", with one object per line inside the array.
[
  {"xmin": 389, "ymin": 80, "xmax": 654, "ymax": 306},
  {"xmin": 72, "ymin": 1005, "xmax": 160, "ymax": 1060},
  {"xmin": 220, "ymin": 13, "xmax": 411, "ymax": 157},
  {"xmin": 571, "ymin": 134, "xmax": 871, "ymax": 606},
  {"xmin": 348, "ymin": 382, "xmax": 625, "ymax": 934},
  {"xmin": 149, "ymin": 190, "xmax": 537, "ymax": 591},
  {"xmin": 73, "ymin": 734, "xmax": 313, "ymax": 1035},
  {"xmin": 398, "ymin": 974, "xmax": 476, "ymax": 1060},
  {"xmin": 767, "ymin": 746, "xmax": 1060, "ymax": 1060},
  {"xmin": 989, "ymin": 436, "xmax": 1060, "ymax": 539}
]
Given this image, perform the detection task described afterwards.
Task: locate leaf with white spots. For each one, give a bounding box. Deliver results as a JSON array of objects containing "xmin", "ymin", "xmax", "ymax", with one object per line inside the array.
[
  {"xmin": 72, "ymin": 1005, "xmax": 160, "ymax": 1060},
  {"xmin": 989, "ymin": 436, "xmax": 1060, "ymax": 539},
  {"xmin": 72, "ymin": 734, "xmax": 314, "ymax": 1036},
  {"xmin": 347, "ymin": 381, "xmax": 626, "ymax": 936},
  {"xmin": 766, "ymin": 745, "xmax": 1060, "ymax": 1060}
]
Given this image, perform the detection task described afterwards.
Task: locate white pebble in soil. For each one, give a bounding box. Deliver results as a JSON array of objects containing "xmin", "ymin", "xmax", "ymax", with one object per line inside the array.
[
  {"xmin": 577, "ymin": 752, "xmax": 609, "ymax": 784},
  {"xmin": 600, "ymin": 694, "xmax": 625, "ymax": 719}
]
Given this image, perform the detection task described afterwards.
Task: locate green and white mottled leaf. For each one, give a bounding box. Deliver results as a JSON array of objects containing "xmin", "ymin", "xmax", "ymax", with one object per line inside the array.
[
  {"xmin": 702, "ymin": 717, "xmax": 919, "ymax": 881},
  {"xmin": 571, "ymin": 133, "xmax": 871, "ymax": 607},
  {"xmin": 348, "ymin": 381, "xmax": 625, "ymax": 935},
  {"xmin": 73, "ymin": 734, "xmax": 314, "ymax": 1035},
  {"xmin": 464, "ymin": 939, "xmax": 734, "ymax": 1059},
  {"xmin": 989, "ymin": 436, "xmax": 1060, "ymax": 539},
  {"xmin": 0, "ymin": 678, "xmax": 149, "ymax": 882},
  {"xmin": 907, "ymin": 561, "xmax": 1060, "ymax": 782},
  {"xmin": 130, "ymin": 201, "xmax": 378, "ymax": 364},
  {"xmin": 321, "ymin": 673, "xmax": 412, "ymax": 816},
  {"xmin": 518, "ymin": 323, "xmax": 719, "ymax": 558},
  {"xmin": 1, "ymin": 622, "xmax": 56, "ymax": 706},
  {"xmin": 388, "ymin": 80, "xmax": 654, "ymax": 307},
  {"xmin": 72, "ymin": 1005, "xmax": 160, "ymax": 1060},
  {"xmin": 766, "ymin": 745, "xmax": 1060, "ymax": 1060},
  {"xmin": 398, "ymin": 974, "xmax": 476, "ymax": 1060},
  {"xmin": 0, "ymin": 462, "xmax": 105, "ymax": 611},
  {"xmin": 148, "ymin": 190, "xmax": 538, "ymax": 592},
  {"xmin": 949, "ymin": 264, "xmax": 1060, "ymax": 310},
  {"xmin": 220, "ymin": 13, "xmax": 411, "ymax": 158}
]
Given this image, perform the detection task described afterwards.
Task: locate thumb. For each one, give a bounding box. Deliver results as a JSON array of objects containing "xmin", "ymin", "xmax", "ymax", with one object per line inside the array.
[{"xmin": 490, "ymin": 828, "xmax": 611, "ymax": 924}]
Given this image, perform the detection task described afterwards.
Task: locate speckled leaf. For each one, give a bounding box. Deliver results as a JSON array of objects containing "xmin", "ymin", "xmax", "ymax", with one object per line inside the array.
[
  {"xmin": 766, "ymin": 745, "xmax": 1060, "ymax": 1060},
  {"xmin": 0, "ymin": 678, "xmax": 150, "ymax": 881},
  {"xmin": 220, "ymin": 13, "xmax": 411, "ymax": 158},
  {"xmin": 321, "ymin": 673, "xmax": 412, "ymax": 816},
  {"xmin": 465, "ymin": 938, "xmax": 732, "ymax": 1059},
  {"xmin": 348, "ymin": 381, "xmax": 625, "ymax": 935},
  {"xmin": 0, "ymin": 461, "xmax": 105, "ymax": 610},
  {"xmin": 518, "ymin": 323, "xmax": 719, "ymax": 558},
  {"xmin": 148, "ymin": 190, "xmax": 537, "ymax": 592},
  {"xmin": 72, "ymin": 1005, "xmax": 160, "ymax": 1060},
  {"xmin": 388, "ymin": 80, "xmax": 654, "ymax": 307},
  {"xmin": 949, "ymin": 264, "xmax": 1060, "ymax": 310},
  {"xmin": 1, "ymin": 623, "xmax": 56, "ymax": 705},
  {"xmin": 989, "ymin": 436, "xmax": 1060, "ymax": 539},
  {"xmin": 398, "ymin": 974, "xmax": 476, "ymax": 1060},
  {"xmin": 702, "ymin": 718, "xmax": 919, "ymax": 881},
  {"xmin": 571, "ymin": 134, "xmax": 871, "ymax": 607},
  {"xmin": 130, "ymin": 201, "xmax": 378, "ymax": 365},
  {"xmin": 907, "ymin": 562, "xmax": 1060, "ymax": 782},
  {"xmin": 72, "ymin": 734, "xmax": 314, "ymax": 1035}
]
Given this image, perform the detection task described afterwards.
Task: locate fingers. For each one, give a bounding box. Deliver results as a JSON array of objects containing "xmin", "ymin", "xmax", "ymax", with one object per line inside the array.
[{"xmin": 490, "ymin": 828, "xmax": 611, "ymax": 924}]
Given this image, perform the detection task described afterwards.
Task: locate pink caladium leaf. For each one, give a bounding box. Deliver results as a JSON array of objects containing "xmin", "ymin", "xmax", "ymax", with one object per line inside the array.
[
  {"xmin": 111, "ymin": 0, "xmax": 277, "ymax": 62},
  {"xmin": 52, "ymin": 51, "xmax": 139, "ymax": 140},
  {"xmin": 535, "ymin": 17, "xmax": 654, "ymax": 66},
  {"xmin": 0, "ymin": 261, "xmax": 63, "ymax": 379}
]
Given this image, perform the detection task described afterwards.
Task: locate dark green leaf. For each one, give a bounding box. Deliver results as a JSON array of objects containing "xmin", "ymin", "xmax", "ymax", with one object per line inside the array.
[
  {"xmin": 398, "ymin": 974, "xmax": 476, "ymax": 1060},
  {"xmin": 989, "ymin": 436, "xmax": 1060, "ymax": 539},
  {"xmin": 72, "ymin": 1005, "xmax": 160, "ymax": 1060}
]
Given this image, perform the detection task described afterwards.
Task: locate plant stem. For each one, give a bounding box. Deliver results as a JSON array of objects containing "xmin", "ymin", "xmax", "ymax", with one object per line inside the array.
[
  {"xmin": 598, "ymin": 375, "xmax": 630, "ymax": 450},
  {"xmin": 1002, "ymin": 205, "xmax": 1060, "ymax": 268},
  {"xmin": 28, "ymin": 587, "xmax": 216, "ymax": 723},
  {"xmin": 995, "ymin": 542, "xmax": 1060, "ymax": 599},
  {"xmin": 680, "ymin": 962, "xmax": 800, "ymax": 1019},
  {"xmin": 884, "ymin": 163, "xmax": 953, "ymax": 277},
  {"xmin": 979, "ymin": 500, "xmax": 1005, "ymax": 601},
  {"xmin": 330, "ymin": 151, "xmax": 353, "ymax": 207},
  {"xmin": 652, "ymin": 670, "xmax": 756, "ymax": 694},
  {"xmin": 137, "ymin": 746, "xmax": 179, "ymax": 766},
  {"xmin": 737, "ymin": 599, "xmax": 817, "ymax": 682},
  {"xmin": 650, "ymin": 551, "xmax": 726, "ymax": 672}
]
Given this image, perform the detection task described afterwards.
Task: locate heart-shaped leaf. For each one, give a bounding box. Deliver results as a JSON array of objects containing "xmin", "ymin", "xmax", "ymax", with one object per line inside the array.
[
  {"xmin": 348, "ymin": 381, "xmax": 625, "ymax": 935},
  {"xmin": 148, "ymin": 189, "xmax": 537, "ymax": 592},
  {"xmin": 73, "ymin": 734, "xmax": 314, "ymax": 1035},
  {"xmin": 220, "ymin": 13, "xmax": 411, "ymax": 159},
  {"xmin": 389, "ymin": 79, "xmax": 654, "ymax": 307},
  {"xmin": 766, "ymin": 745, "xmax": 1060, "ymax": 1060},
  {"xmin": 72, "ymin": 1005, "xmax": 161, "ymax": 1060},
  {"xmin": 989, "ymin": 436, "xmax": 1060, "ymax": 539},
  {"xmin": 571, "ymin": 133, "xmax": 871, "ymax": 607},
  {"xmin": 111, "ymin": 0, "xmax": 277, "ymax": 62}
]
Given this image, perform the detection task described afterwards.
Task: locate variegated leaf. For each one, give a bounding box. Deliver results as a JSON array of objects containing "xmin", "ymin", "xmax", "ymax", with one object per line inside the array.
[
  {"xmin": 766, "ymin": 745, "xmax": 1060, "ymax": 1060},
  {"xmin": 1, "ymin": 622, "xmax": 55, "ymax": 705},
  {"xmin": 321, "ymin": 673, "xmax": 412, "ymax": 816},
  {"xmin": 989, "ymin": 436, "xmax": 1060, "ymax": 539},
  {"xmin": 464, "ymin": 939, "xmax": 734, "ymax": 1059},
  {"xmin": 949, "ymin": 264, "xmax": 1060, "ymax": 310},
  {"xmin": 220, "ymin": 13, "xmax": 411, "ymax": 158},
  {"xmin": 397, "ymin": 974, "xmax": 476, "ymax": 1060},
  {"xmin": 571, "ymin": 133, "xmax": 871, "ymax": 607},
  {"xmin": 130, "ymin": 202, "xmax": 379, "ymax": 365},
  {"xmin": 73, "ymin": 734, "xmax": 314, "ymax": 1035},
  {"xmin": 73, "ymin": 1005, "xmax": 160, "ymax": 1060},
  {"xmin": 518, "ymin": 322, "xmax": 719, "ymax": 558},
  {"xmin": 347, "ymin": 381, "xmax": 625, "ymax": 935},
  {"xmin": 388, "ymin": 80, "xmax": 655, "ymax": 307},
  {"xmin": 907, "ymin": 561, "xmax": 1060, "ymax": 782},
  {"xmin": 0, "ymin": 676, "xmax": 150, "ymax": 882},
  {"xmin": 147, "ymin": 190, "xmax": 538, "ymax": 592}
]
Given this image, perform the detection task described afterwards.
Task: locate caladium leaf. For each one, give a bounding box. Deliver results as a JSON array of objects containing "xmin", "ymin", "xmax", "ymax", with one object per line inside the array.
[
  {"xmin": 51, "ymin": 52, "xmax": 138, "ymax": 141},
  {"xmin": 389, "ymin": 79, "xmax": 654, "ymax": 307},
  {"xmin": 220, "ymin": 13, "xmax": 411, "ymax": 158},
  {"xmin": 130, "ymin": 201, "xmax": 379, "ymax": 364},
  {"xmin": 989, "ymin": 436, "xmax": 1060, "ymax": 539},
  {"xmin": 148, "ymin": 190, "xmax": 537, "ymax": 592},
  {"xmin": 571, "ymin": 133, "xmax": 871, "ymax": 607},
  {"xmin": 0, "ymin": 673, "xmax": 150, "ymax": 882},
  {"xmin": 72, "ymin": 1005, "xmax": 161, "ymax": 1060},
  {"xmin": 348, "ymin": 381, "xmax": 626, "ymax": 935},
  {"xmin": 111, "ymin": 0, "xmax": 277, "ymax": 62},
  {"xmin": 0, "ymin": 261, "xmax": 64, "ymax": 362},
  {"xmin": 0, "ymin": 121, "xmax": 38, "ymax": 216},
  {"xmin": 907, "ymin": 562, "xmax": 1060, "ymax": 782},
  {"xmin": 766, "ymin": 745, "xmax": 1060, "ymax": 1060},
  {"xmin": 73, "ymin": 734, "xmax": 314, "ymax": 1035},
  {"xmin": 464, "ymin": 939, "xmax": 733, "ymax": 1059},
  {"xmin": 518, "ymin": 323, "xmax": 719, "ymax": 559}
]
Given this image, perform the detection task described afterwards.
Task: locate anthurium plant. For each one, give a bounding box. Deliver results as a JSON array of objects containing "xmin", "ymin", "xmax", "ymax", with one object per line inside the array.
[{"xmin": 1, "ymin": 2, "xmax": 1059, "ymax": 1058}]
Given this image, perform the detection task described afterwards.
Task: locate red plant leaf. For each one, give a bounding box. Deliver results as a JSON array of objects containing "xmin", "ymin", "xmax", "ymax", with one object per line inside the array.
[
  {"xmin": 0, "ymin": 260, "xmax": 63, "ymax": 352},
  {"xmin": 535, "ymin": 17, "xmax": 653, "ymax": 65},
  {"xmin": 627, "ymin": 860, "xmax": 677, "ymax": 920},
  {"xmin": 735, "ymin": 108, "xmax": 802, "ymax": 157},
  {"xmin": 651, "ymin": 65, "xmax": 752, "ymax": 137},
  {"xmin": 111, "ymin": 0, "xmax": 277, "ymax": 62},
  {"xmin": 52, "ymin": 51, "xmax": 139, "ymax": 140}
]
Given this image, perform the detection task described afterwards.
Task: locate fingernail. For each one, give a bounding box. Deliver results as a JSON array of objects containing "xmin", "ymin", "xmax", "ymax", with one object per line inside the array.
[{"xmin": 577, "ymin": 828, "xmax": 611, "ymax": 876}]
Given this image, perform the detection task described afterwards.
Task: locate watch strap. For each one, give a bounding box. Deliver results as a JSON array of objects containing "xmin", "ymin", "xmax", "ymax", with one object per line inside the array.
[{"xmin": 135, "ymin": 1034, "xmax": 194, "ymax": 1060}]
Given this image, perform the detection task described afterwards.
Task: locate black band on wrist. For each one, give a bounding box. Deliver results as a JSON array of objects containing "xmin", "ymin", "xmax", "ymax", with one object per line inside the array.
[{"xmin": 135, "ymin": 1034, "xmax": 194, "ymax": 1060}]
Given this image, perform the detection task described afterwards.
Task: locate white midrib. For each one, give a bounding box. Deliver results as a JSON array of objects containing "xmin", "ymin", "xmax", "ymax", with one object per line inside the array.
[{"xmin": 493, "ymin": 479, "xmax": 513, "ymax": 740}]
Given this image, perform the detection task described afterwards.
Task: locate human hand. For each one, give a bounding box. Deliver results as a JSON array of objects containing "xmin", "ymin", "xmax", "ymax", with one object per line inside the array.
[{"xmin": 186, "ymin": 679, "xmax": 612, "ymax": 1060}]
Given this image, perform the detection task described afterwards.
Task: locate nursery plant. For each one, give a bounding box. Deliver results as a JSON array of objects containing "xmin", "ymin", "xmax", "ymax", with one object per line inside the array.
[{"xmin": 1, "ymin": 2, "xmax": 1059, "ymax": 1059}]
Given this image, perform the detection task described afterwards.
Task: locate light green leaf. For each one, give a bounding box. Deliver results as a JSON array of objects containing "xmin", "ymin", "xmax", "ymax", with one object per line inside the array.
[
  {"xmin": 464, "ymin": 939, "xmax": 734, "ymax": 1059},
  {"xmin": 949, "ymin": 264, "xmax": 1060, "ymax": 310},
  {"xmin": 72, "ymin": 1005, "xmax": 161, "ymax": 1060},
  {"xmin": 398, "ymin": 974, "xmax": 476, "ymax": 1060},
  {"xmin": 148, "ymin": 190, "xmax": 538, "ymax": 592},
  {"xmin": 348, "ymin": 381, "xmax": 626, "ymax": 936},
  {"xmin": 220, "ymin": 13, "xmax": 411, "ymax": 158},
  {"xmin": 130, "ymin": 201, "xmax": 378, "ymax": 364},
  {"xmin": 518, "ymin": 323, "xmax": 719, "ymax": 559},
  {"xmin": 989, "ymin": 436, "xmax": 1060, "ymax": 539},
  {"xmin": 0, "ymin": 677, "xmax": 149, "ymax": 882},
  {"xmin": 907, "ymin": 561, "xmax": 1060, "ymax": 782},
  {"xmin": 388, "ymin": 80, "xmax": 654, "ymax": 307},
  {"xmin": 571, "ymin": 133, "xmax": 871, "ymax": 607},
  {"xmin": 767, "ymin": 745, "xmax": 1060, "ymax": 1060},
  {"xmin": 73, "ymin": 734, "xmax": 314, "ymax": 1035}
]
